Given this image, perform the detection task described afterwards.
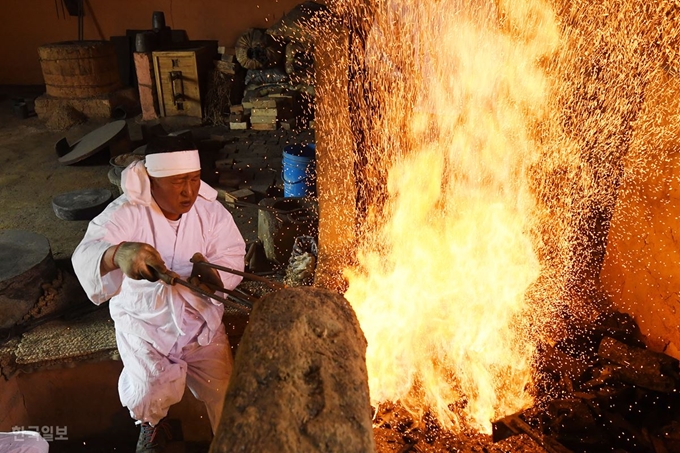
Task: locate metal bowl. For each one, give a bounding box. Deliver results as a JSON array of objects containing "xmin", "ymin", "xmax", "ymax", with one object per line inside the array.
[{"xmin": 109, "ymin": 153, "xmax": 144, "ymax": 169}]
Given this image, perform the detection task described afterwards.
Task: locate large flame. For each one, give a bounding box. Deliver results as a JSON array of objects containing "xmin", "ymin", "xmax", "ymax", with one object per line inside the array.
[{"xmin": 342, "ymin": 0, "xmax": 560, "ymax": 433}]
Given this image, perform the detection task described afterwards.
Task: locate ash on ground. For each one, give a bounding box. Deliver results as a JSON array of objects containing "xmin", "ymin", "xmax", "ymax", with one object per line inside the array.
[{"xmin": 373, "ymin": 403, "xmax": 547, "ymax": 453}]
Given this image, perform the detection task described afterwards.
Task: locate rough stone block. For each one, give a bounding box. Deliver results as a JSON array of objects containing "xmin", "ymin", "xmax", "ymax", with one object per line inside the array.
[{"xmin": 210, "ymin": 287, "xmax": 376, "ymax": 453}]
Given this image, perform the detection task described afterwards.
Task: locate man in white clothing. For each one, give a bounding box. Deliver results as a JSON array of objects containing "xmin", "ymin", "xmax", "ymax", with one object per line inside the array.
[{"xmin": 72, "ymin": 136, "xmax": 246, "ymax": 452}]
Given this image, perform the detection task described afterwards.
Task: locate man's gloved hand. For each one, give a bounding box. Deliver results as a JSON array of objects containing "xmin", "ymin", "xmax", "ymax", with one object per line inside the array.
[
  {"xmin": 113, "ymin": 242, "xmax": 171, "ymax": 282},
  {"xmin": 189, "ymin": 252, "xmax": 223, "ymax": 294}
]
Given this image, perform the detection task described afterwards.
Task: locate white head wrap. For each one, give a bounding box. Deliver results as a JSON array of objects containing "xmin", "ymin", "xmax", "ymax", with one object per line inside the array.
[
  {"xmin": 121, "ymin": 158, "xmax": 217, "ymax": 206},
  {"xmin": 145, "ymin": 150, "xmax": 201, "ymax": 178}
]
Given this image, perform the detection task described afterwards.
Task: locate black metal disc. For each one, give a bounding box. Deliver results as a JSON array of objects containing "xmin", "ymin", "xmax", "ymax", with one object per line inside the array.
[
  {"xmin": 52, "ymin": 188, "xmax": 113, "ymax": 221},
  {"xmin": 0, "ymin": 230, "xmax": 52, "ymax": 283}
]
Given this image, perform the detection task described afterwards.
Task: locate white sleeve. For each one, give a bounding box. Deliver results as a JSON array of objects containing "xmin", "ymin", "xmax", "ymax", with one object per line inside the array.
[
  {"xmin": 72, "ymin": 200, "xmax": 129, "ymax": 304},
  {"xmin": 204, "ymin": 203, "xmax": 247, "ymax": 291}
]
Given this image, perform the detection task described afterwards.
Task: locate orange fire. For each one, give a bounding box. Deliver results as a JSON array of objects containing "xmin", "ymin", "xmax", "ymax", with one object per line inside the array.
[{"xmin": 342, "ymin": 0, "xmax": 560, "ymax": 433}]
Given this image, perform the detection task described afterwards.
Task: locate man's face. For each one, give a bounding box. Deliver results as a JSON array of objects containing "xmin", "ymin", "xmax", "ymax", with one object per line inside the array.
[{"xmin": 149, "ymin": 170, "xmax": 201, "ymax": 220}]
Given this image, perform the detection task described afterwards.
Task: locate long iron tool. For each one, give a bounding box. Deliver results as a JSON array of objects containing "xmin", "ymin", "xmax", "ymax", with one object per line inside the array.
[
  {"xmin": 154, "ymin": 271, "xmax": 254, "ymax": 314},
  {"xmin": 189, "ymin": 257, "xmax": 285, "ymax": 291}
]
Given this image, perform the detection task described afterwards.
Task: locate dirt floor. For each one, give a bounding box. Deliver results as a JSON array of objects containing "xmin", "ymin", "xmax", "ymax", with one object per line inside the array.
[{"xmin": 0, "ymin": 87, "xmax": 110, "ymax": 261}]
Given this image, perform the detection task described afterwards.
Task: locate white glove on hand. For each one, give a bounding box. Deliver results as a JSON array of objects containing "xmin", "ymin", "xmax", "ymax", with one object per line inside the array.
[
  {"xmin": 189, "ymin": 252, "xmax": 223, "ymax": 294},
  {"xmin": 113, "ymin": 242, "xmax": 170, "ymax": 282}
]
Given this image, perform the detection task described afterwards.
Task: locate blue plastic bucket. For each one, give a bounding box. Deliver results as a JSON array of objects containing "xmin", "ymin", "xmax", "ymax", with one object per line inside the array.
[{"xmin": 282, "ymin": 144, "xmax": 316, "ymax": 197}]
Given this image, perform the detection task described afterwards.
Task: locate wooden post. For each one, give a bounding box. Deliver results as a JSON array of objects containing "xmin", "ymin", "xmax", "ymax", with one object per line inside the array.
[
  {"xmin": 133, "ymin": 52, "xmax": 159, "ymax": 121},
  {"xmin": 312, "ymin": 22, "xmax": 357, "ymax": 291}
]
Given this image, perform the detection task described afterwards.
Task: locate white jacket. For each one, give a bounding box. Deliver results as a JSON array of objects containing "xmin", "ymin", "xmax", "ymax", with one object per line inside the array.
[{"xmin": 72, "ymin": 162, "xmax": 246, "ymax": 355}]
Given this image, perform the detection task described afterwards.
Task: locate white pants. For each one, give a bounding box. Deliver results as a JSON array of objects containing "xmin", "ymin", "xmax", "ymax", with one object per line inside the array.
[{"xmin": 115, "ymin": 307, "xmax": 233, "ymax": 433}]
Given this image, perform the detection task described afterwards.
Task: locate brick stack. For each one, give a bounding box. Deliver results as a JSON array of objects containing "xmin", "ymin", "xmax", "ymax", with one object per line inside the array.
[{"xmin": 248, "ymin": 97, "xmax": 294, "ymax": 131}]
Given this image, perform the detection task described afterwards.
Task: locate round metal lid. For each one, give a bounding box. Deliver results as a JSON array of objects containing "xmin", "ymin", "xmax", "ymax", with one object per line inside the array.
[
  {"xmin": 52, "ymin": 188, "xmax": 113, "ymax": 221},
  {"xmin": 58, "ymin": 120, "xmax": 128, "ymax": 165},
  {"xmin": 0, "ymin": 230, "xmax": 51, "ymax": 282}
]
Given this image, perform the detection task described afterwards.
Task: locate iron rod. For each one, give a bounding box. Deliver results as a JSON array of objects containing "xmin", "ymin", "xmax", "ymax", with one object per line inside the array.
[
  {"xmin": 190, "ymin": 259, "xmax": 285, "ymax": 290},
  {"xmin": 171, "ymin": 277, "xmax": 253, "ymax": 313}
]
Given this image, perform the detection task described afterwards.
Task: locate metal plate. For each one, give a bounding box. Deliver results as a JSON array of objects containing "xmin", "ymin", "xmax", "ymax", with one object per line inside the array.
[
  {"xmin": 52, "ymin": 188, "xmax": 113, "ymax": 221},
  {"xmin": 0, "ymin": 230, "xmax": 51, "ymax": 283},
  {"xmin": 58, "ymin": 120, "xmax": 128, "ymax": 165}
]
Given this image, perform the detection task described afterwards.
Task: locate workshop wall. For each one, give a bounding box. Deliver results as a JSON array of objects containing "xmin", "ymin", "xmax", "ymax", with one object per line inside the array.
[
  {"xmin": 0, "ymin": 0, "xmax": 303, "ymax": 85},
  {"xmin": 599, "ymin": 70, "xmax": 680, "ymax": 361}
]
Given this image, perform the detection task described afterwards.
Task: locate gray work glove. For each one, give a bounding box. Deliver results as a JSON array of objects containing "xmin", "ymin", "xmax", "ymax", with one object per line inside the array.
[
  {"xmin": 189, "ymin": 252, "xmax": 223, "ymax": 294},
  {"xmin": 113, "ymin": 242, "xmax": 172, "ymax": 282}
]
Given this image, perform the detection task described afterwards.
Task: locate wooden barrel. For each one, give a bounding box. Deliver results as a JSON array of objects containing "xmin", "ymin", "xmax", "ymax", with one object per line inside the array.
[{"xmin": 38, "ymin": 41, "xmax": 122, "ymax": 98}]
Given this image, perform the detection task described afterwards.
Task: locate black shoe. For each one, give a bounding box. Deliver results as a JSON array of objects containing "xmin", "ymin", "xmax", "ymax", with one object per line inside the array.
[{"xmin": 136, "ymin": 418, "xmax": 172, "ymax": 453}]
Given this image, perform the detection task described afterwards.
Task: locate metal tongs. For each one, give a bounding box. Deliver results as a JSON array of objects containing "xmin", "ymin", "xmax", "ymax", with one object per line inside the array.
[{"xmin": 155, "ymin": 258, "xmax": 285, "ymax": 314}]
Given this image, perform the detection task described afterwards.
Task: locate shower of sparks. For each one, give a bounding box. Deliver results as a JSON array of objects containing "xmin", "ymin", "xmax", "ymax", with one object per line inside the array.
[{"xmin": 307, "ymin": 0, "xmax": 680, "ymax": 435}]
